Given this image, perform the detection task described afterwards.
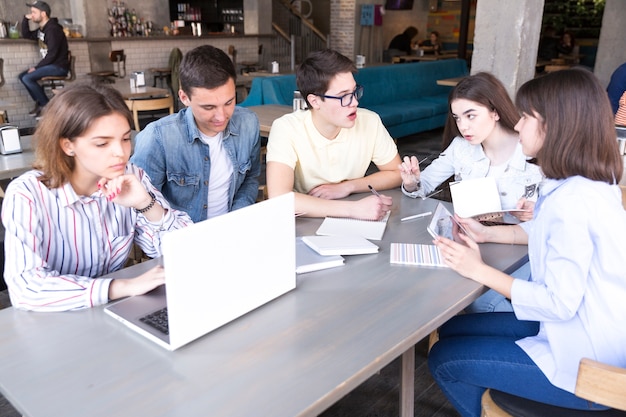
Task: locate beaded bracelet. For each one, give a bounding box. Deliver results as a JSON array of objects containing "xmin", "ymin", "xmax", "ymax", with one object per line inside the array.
[{"xmin": 135, "ymin": 191, "xmax": 156, "ymax": 214}]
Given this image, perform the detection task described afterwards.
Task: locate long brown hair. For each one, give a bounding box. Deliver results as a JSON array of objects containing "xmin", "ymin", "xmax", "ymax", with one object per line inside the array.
[
  {"xmin": 515, "ymin": 68, "xmax": 622, "ymax": 183},
  {"xmin": 33, "ymin": 83, "xmax": 133, "ymax": 188},
  {"xmin": 442, "ymin": 72, "xmax": 519, "ymax": 148}
]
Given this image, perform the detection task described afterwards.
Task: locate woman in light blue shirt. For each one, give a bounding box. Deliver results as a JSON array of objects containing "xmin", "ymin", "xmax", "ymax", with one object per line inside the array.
[{"xmin": 428, "ymin": 69, "xmax": 626, "ymax": 417}]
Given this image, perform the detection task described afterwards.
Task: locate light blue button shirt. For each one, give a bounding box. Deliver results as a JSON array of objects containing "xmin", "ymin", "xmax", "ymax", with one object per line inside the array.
[{"xmin": 513, "ymin": 176, "xmax": 626, "ymax": 393}]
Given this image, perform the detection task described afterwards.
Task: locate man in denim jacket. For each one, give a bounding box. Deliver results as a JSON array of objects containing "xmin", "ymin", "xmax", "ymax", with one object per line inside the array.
[{"xmin": 131, "ymin": 45, "xmax": 260, "ymax": 222}]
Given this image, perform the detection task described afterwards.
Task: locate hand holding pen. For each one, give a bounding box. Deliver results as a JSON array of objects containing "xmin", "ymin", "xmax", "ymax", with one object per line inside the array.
[{"xmin": 366, "ymin": 185, "xmax": 393, "ymax": 220}]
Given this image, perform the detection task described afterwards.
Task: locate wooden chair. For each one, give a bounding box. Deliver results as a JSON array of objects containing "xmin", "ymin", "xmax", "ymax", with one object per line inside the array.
[
  {"xmin": 41, "ymin": 51, "xmax": 75, "ymax": 92},
  {"xmin": 88, "ymin": 50, "xmax": 126, "ymax": 84},
  {"xmin": 125, "ymin": 95, "xmax": 174, "ymax": 131},
  {"xmin": 481, "ymin": 358, "xmax": 626, "ymax": 417}
]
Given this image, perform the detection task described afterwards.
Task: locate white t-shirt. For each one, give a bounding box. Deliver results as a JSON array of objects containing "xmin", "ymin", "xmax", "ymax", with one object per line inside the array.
[{"xmin": 200, "ymin": 131, "xmax": 233, "ymax": 218}]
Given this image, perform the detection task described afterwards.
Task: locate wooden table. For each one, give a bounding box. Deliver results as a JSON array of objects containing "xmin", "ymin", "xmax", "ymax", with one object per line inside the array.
[
  {"xmin": 436, "ymin": 76, "xmax": 466, "ymax": 87},
  {"xmin": 248, "ymin": 104, "xmax": 293, "ymax": 136},
  {"xmin": 113, "ymin": 81, "xmax": 170, "ymax": 100},
  {"xmin": 0, "ymin": 190, "xmax": 528, "ymax": 417},
  {"xmin": 393, "ymin": 53, "xmax": 458, "ymax": 63}
]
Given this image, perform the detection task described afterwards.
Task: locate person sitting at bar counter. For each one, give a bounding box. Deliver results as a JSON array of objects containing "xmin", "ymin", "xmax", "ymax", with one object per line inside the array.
[
  {"xmin": 18, "ymin": 1, "xmax": 69, "ymax": 118},
  {"xmin": 131, "ymin": 45, "xmax": 261, "ymax": 223},
  {"xmin": 266, "ymin": 49, "xmax": 402, "ymax": 220},
  {"xmin": 1, "ymin": 84, "xmax": 192, "ymax": 312}
]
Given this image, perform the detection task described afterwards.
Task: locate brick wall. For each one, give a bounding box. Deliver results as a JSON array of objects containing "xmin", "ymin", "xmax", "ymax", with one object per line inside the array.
[{"xmin": 330, "ymin": 0, "xmax": 356, "ymax": 58}]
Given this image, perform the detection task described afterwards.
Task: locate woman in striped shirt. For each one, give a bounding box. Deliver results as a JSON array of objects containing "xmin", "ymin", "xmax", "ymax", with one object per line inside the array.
[{"xmin": 1, "ymin": 84, "xmax": 192, "ymax": 311}]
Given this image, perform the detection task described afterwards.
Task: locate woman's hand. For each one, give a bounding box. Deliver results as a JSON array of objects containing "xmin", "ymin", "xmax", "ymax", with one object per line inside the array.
[
  {"xmin": 108, "ymin": 265, "xmax": 166, "ymax": 301},
  {"xmin": 398, "ymin": 155, "xmax": 421, "ymax": 192},
  {"xmin": 98, "ymin": 174, "xmax": 153, "ymax": 211},
  {"xmin": 434, "ymin": 233, "xmax": 485, "ymax": 280},
  {"xmin": 512, "ymin": 197, "xmax": 535, "ymax": 222}
]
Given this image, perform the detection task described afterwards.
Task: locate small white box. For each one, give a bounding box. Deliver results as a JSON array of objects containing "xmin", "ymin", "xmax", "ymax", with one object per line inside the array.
[
  {"xmin": 0, "ymin": 125, "xmax": 21, "ymax": 155},
  {"xmin": 133, "ymin": 71, "xmax": 146, "ymax": 87}
]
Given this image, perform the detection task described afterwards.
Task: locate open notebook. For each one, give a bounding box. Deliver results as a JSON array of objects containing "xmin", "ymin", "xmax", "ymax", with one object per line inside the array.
[{"xmin": 315, "ymin": 211, "xmax": 390, "ymax": 241}]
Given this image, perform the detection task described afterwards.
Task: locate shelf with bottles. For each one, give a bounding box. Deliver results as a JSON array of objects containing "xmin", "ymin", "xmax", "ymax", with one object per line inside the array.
[{"xmin": 108, "ymin": 1, "xmax": 154, "ymax": 37}]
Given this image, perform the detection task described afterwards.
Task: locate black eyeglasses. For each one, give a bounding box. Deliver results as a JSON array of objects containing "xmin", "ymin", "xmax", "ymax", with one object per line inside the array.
[{"xmin": 319, "ymin": 85, "xmax": 364, "ymax": 107}]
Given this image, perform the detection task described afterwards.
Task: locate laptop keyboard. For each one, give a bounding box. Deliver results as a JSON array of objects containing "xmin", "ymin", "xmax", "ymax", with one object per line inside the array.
[{"xmin": 140, "ymin": 307, "xmax": 169, "ymax": 335}]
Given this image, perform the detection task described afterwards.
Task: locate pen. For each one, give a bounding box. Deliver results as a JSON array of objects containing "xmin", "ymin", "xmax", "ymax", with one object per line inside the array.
[
  {"xmin": 368, "ymin": 184, "xmax": 382, "ymax": 199},
  {"xmin": 400, "ymin": 211, "xmax": 432, "ymax": 222}
]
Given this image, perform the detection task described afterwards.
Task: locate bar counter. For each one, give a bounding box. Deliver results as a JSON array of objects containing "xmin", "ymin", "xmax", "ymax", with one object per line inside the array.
[{"xmin": 0, "ymin": 33, "xmax": 272, "ymax": 129}]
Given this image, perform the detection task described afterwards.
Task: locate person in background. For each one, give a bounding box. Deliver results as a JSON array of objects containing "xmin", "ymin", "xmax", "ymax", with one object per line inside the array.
[
  {"xmin": 131, "ymin": 45, "xmax": 261, "ymax": 223},
  {"xmin": 607, "ymin": 61, "xmax": 626, "ymax": 114},
  {"xmin": 537, "ymin": 25, "xmax": 558, "ymax": 61},
  {"xmin": 1, "ymin": 84, "xmax": 192, "ymax": 312},
  {"xmin": 429, "ymin": 68, "xmax": 626, "ymax": 417},
  {"xmin": 419, "ymin": 30, "xmax": 442, "ymax": 55},
  {"xmin": 266, "ymin": 49, "xmax": 402, "ymax": 220},
  {"xmin": 18, "ymin": 1, "xmax": 69, "ymax": 118},
  {"xmin": 556, "ymin": 30, "xmax": 575, "ymax": 56},
  {"xmin": 388, "ymin": 26, "xmax": 419, "ymax": 55},
  {"xmin": 399, "ymin": 72, "xmax": 544, "ymax": 313}
]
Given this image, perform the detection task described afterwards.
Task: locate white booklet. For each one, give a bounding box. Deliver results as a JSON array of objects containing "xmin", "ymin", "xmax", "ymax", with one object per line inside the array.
[
  {"xmin": 315, "ymin": 211, "xmax": 390, "ymax": 241},
  {"xmin": 302, "ymin": 235, "xmax": 379, "ymax": 256},
  {"xmin": 449, "ymin": 177, "xmax": 526, "ymax": 221},
  {"xmin": 296, "ymin": 237, "xmax": 344, "ymax": 274}
]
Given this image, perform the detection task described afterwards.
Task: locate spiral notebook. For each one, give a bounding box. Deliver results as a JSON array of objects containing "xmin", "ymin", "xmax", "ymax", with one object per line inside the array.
[
  {"xmin": 315, "ymin": 211, "xmax": 391, "ymax": 241},
  {"xmin": 389, "ymin": 243, "xmax": 448, "ymax": 268}
]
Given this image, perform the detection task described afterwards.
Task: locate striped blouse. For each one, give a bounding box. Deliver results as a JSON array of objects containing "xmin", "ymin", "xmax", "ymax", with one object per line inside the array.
[{"xmin": 1, "ymin": 163, "xmax": 192, "ymax": 312}]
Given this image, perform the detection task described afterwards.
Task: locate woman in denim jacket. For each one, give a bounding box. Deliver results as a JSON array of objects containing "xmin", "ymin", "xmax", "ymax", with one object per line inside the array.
[
  {"xmin": 400, "ymin": 72, "xmax": 543, "ymax": 217},
  {"xmin": 400, "ymin": 72, "xmax": 543, "ymax": 313}
]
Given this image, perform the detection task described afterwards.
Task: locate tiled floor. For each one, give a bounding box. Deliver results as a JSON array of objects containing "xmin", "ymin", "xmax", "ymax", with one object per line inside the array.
[{"xmin": 0, "ymin": 127, "xmax": 460, "ymax": 417}]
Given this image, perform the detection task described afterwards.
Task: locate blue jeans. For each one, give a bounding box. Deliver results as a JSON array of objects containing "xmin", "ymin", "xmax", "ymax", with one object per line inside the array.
[
  {"xmin": 428, "ymin": 313, "xmax": 608, "ymax": 417},
  {"xmin": 465, "ymin": 262, "xmax": 531, "ymax": 313},
  {"xmin": 19, "ymin": 65, "xmax": 68, "ymax": 106}
]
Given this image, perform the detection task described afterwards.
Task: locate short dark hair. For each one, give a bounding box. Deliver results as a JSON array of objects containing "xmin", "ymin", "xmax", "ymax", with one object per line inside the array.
[
  {"xmin": 516, "ymin": 68, "xmax": 622, "ymax": 183},
  {"xmin": 179, "ymin": 45, "xmax": 237, "ymax": 97},
  {"xmin": 296, "ymin": 49, "xmax": 356, "ymax": 107},
  {"xmin": 404, "ymin": 26, "xmax": 419, "ymax": 39},
  {"xmin": 33, "ymin": 83, "xmax": 132, "ymax": 188},
  {"xmin": 443, "ymin": 72, "xmax": 519, "ymax": 147}
]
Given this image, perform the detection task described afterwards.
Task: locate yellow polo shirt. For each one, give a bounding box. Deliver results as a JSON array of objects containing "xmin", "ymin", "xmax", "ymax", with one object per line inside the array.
[{"xmin": 267, "ymin": 108, "xmax": 398, "ymax": 194}]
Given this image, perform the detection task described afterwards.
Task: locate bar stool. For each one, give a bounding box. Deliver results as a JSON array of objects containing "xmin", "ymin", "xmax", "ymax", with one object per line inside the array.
[
  {"xmin": 40, "ymin": 51, "xmax": 76, "ymax": 93},
  {"xmin": 88, "ymin": 50, "xmax": 126, "ymax": 84}
]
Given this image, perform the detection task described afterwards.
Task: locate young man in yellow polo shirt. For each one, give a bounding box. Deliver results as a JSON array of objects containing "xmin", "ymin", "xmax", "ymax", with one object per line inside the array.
[{"xmin": 266, "ymin": 49, "xmax": 402, "ymax": 220}]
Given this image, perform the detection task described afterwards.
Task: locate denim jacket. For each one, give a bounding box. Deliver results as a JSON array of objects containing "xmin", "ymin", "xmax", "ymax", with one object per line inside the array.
[
  {"xmin": 402, "ymin": 137, "xmax": 544, "ymax": 211},
  {"xmin": 130, "ymin": 106, "xmax": 261, "ymax": 223}
]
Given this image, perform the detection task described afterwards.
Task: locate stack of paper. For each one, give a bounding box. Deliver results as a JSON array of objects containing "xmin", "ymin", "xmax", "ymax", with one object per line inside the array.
[
  {"xmin": 302, "ymin": 235, "xmax": 379, "ymax": 256},
  {"xmin": 296, "ymin": 238, "xmax": 344, "ymax": 274}
]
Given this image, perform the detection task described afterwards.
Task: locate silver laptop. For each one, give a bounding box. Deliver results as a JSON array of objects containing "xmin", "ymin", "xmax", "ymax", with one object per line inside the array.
[{"xmin": 105, "ymin": 192, "xmax": 296, "ymax": 351}]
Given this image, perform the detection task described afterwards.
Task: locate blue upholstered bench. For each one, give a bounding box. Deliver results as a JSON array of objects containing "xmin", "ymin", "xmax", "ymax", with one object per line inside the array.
[{"xmin": 239, "ymin": 59, "xmax": 469, "ymax": 139}]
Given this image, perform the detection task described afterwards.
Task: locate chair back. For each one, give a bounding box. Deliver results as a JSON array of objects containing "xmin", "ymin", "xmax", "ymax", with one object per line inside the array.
[
  {"xmin": 125, "ymin": 95, "xmax": 174, "ymax": 131},
  {"xmin": 0, "ymin": 58, "xmax": 5, "ymax": 88},
  {"xmin": 576, "ymin": 358, "xmax": 626, "ymax": 410},
  {"xmin": 67, "ymin": 53, "xmax": 76, "ymax": 81},
  {"xmin": 110, "ymin": 50, "xmax": 126, "ymax": 78}
]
